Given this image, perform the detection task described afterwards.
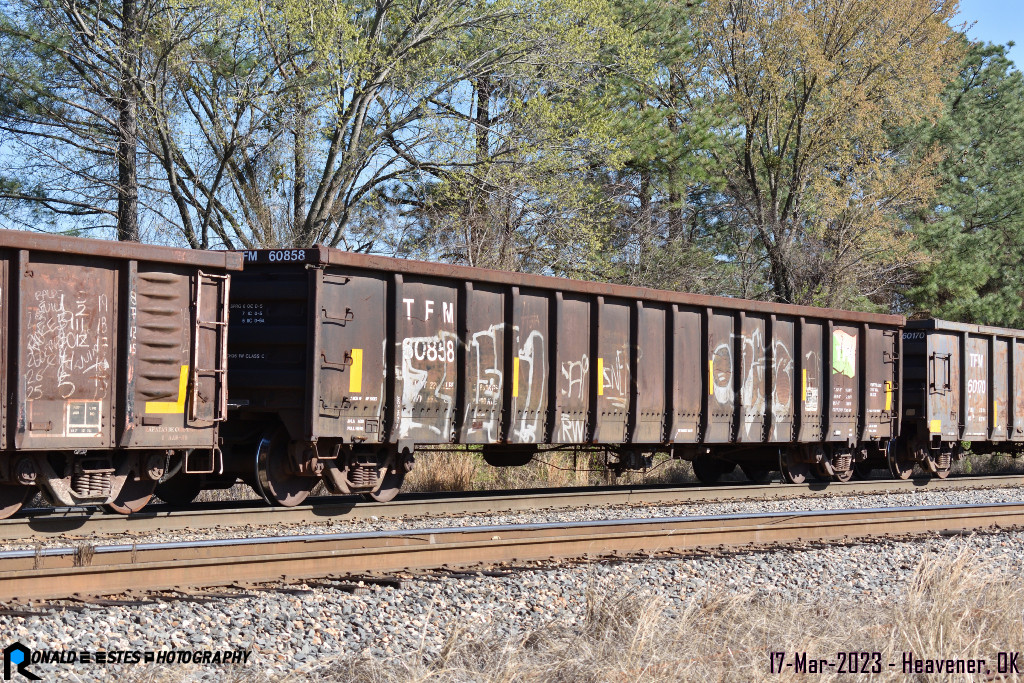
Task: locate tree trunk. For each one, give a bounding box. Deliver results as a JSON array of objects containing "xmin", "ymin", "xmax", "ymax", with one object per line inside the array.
[
  {"xmin": 116, "ymin": 0, "xmax": 139, "ymax": 242},
  {"xmin": 475, "ymin": 76, "xmax": 491, "ymax": 163},
  {"xmin": 293, "ymin": 106, "xmax": 308, "ymax": 245}
]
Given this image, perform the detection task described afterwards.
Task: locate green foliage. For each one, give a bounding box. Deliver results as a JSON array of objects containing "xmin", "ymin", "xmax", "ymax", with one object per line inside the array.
[
  {"xmin": 387, "ymin": 0, "xmax": 654, "ymax": 275},
  {"xmin": 684, "ymin": 0, "xmax": 962, "ymax": 309},
  {"xmin": 2, "ymin": 0, "xmax": 1016, "ymax": 328},
  {"xmin": 906, "ymin": 41, "xmax": 1024, "ymax": 327}
]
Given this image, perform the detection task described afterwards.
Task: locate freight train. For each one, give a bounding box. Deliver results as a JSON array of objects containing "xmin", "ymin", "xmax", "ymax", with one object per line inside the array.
[{"xmin": 0, "ymin": 230, "xmax": 1019, "ymax": 518}]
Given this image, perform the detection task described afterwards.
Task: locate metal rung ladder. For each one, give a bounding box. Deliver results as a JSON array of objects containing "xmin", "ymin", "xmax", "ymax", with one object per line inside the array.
[{"xmin": 191, "ymin": 270, "xmax": 231, "ymax": 423}]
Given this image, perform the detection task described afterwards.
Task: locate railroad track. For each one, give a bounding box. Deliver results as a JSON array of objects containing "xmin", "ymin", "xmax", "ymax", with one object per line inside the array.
[
  {"xmin": 1, "ymin": 501, "xmax": 1023, "ymax": 602},
  {"xmin": 4, "ymin": 474, "xmax": 1023, "ymax": 541}
]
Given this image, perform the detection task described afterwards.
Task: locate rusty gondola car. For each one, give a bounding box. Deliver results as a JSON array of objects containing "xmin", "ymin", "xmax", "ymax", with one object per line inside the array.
[
  {"xmin": 205, "ymin": 246, "xmax": 905, "ymax": 506},
  {"xmin": 0, "ymin": 230, "xmax": 241, "ymax": 517},
  {"xmin": 899, "ymin": 319, "xmax": 1024, "ymax": 478}
]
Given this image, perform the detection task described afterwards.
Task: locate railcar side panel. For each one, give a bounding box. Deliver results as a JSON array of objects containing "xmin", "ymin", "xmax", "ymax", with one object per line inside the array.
[
  {"xmin": 127, "ymin": 264, "xmax": 227, "ymax": 448},
  {"xmin": 394, "ymin": 278, "xmax": 458, "ymax": 445},
  {"xmin": 993, "ymin": 338, "xmax": 1009, "ymax": 441},
  {"xmin": 0, "ymin": 253, "xmax": 6, "ymax": 450},
  {"xmin": 861, "ymin": 325, "xmax": 897, "ymax": 441},
  {"xmin": 797, "ymin": 321, "xmax": 824, "ymax": 442},
  {"xmin": 17, "ymin": 254, "xmax": 117, "ymax": 450},
  {"xmin": 828, "ymin": 324, "xmax": 859, "ymax": 443},
  {"xmin": 227, "ymin": 269, "xmax": 309, "ymax": 417},
  {"xmin": 769, "ymin": 317, "xmax": 796, "ymax": 442},
  {"xmin": 314, "ymin": 269, "xmax": 387, "ymax": 444},
  {"xmin": 670, "ymin": 306, "xmax": 702, "ymax": 443},
  {"xmin": 738, "ymin": 314, "xmax": 767, "ymax": 443},
  {"xmin": 707, "ymin": 310, "xmax": 735, "ymax": 443},
  {"xmin": 1014, "ymin": 339, "xmax": 1024, "ymax": 441},
  {"xmin": 593, "ymin": 298, "xmax": 630, "ymax": 444},
  {"xmin": 551, "ymin": 294, "xmax": 589, "ymax": 444},
  {"xmin": 509, "ymin": 290, "xmax": 549, "ymax": 444},
  {"xmin": 634, "ymin": 303, "xmax": 668, "ymax": 444},
  {"xmin": 964, "ymin": 335, "xmax": 989, "ymax": 439},
  {"xmin": 462, "ymin": 285, "xmax": 505, "ymax": 444},
  {"xmin": 928, "ymin": 332, "xmax": 960, "ymax": 441}
]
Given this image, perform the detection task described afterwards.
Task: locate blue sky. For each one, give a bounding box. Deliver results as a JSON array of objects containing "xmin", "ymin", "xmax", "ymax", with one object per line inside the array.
[{"xmin": 957, "ymin": 0, "xmax": 1023, "ymax": 51}]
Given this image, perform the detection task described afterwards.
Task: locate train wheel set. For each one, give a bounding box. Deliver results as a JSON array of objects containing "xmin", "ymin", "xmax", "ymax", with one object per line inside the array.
[{"xmin": 0, "ymin": 230, "xmax": 1021, "ymax": 519}]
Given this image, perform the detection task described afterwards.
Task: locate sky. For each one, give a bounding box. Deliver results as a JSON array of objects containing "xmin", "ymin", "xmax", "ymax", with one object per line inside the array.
[{"xmin": 957, "ymin": 0, "xmax": 1024, "ymax": 51}]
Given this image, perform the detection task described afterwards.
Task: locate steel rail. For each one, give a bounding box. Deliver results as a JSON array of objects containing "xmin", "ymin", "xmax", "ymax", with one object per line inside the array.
[
  {"xmin": 1, "ymin": 502, "xmax": 1022, "ymax": 602},
  {"xmin": 7, "ymin": 474, "xmax": 1024, "ymax": 539},
  {"xmin": 3, "ymin": 474, "xmax": 1023, "ymax": 541}
]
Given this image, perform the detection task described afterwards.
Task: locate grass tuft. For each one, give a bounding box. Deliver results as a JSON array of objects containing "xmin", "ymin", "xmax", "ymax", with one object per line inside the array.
[{"xmin": 297, "ymin": 546, "xmax": 1024, "ymax": 682}]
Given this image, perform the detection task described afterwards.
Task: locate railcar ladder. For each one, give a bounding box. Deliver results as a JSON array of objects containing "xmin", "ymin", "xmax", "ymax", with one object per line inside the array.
[{"xmin": 190, "ymin": 270, "xmax": 231, "ymax": 424}]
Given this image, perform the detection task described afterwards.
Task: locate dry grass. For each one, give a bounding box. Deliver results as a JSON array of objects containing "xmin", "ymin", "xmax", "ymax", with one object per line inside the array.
[
  {"xmin": 407, "ymin": 450, "xmax": 700, "ymax": 494},
  {"xmin": 299, "ymin": 547, "xmax": 1024, "ymax": 682},
  {"xmin": 119, "ymin": 546, "xmax": 1024, "ymax": 682},
  {"xmin": 403, "ymin": 451, "xmax": 481, "ymax": 493},
  {"xmin": 152, "ymin": 449, "xmax": 1024, "ymax": 502},
  {"xmin": 954, "ymin": 451, "xmax": 1024, "ymax": 476}
]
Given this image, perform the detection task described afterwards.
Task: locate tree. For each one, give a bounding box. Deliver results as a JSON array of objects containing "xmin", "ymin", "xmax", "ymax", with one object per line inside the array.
[
  {"xmin": 588, "ymin": 0, "xmax": 747, "ymax": 295},
  {"xmin": 686, "ymin": 0, "xmax": 962, "ymax": 307},
  {"xmin": 0, "ymin": 0, "xmax": 153, "ymax": 240},
  {"xmin": 1, "ymin": 0, "xmax": 638, "ymax": 251},
  {"xmin": 904, "ymin": 41, "xmax": 1024, "ymax": 326},
  {"xmin": 390, "ymin": 0, "xmax": 646, "ymax": 276},
  {"xmin": 185, "ymin": 0, "xmax": 646, "ymax": 252}
]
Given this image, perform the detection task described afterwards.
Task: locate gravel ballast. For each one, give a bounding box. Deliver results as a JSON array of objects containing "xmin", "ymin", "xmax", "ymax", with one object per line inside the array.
[
  {"xmin": 3, "ymin": 527, "xmax": 1024, "ymax": 681},
  {"xmin": 4, "ymin": 483, "xmax": 1024, "ymax": 551}
]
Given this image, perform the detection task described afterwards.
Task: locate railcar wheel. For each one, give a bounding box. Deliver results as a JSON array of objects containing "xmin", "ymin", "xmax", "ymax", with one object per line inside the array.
[
  {"xmin": 255, "ymin": 428, "xmax": 314, "ymax": 507},
  {"xmin": 106, "ymin": 478, "xmax": 157, "ymax": 515},
  {"xmin": 692, "ymin": 458, "xmax": 733, "ymax": 484},
  {"xmin": 359, "ymin": 451, "xmax": 406, "ymax": 502},
  {"xmin": 778, "ymin": 449, "xmax": 811, "ymax": 484},
  {"xmin": 366, "ymin": 467, "xmax": 405, "ymax": 502},
  {"xmin": 832, "ymin": 468, "xmax": 854, "ymax": 483},
  {"xmin": 740, "ymin": 463, "xmax": 772, "ymax": 484},
  {"xmin": 852, "ymin": 461, "xmax": 873, "ymax": 480},
  {"xmin": 887, "ymin": 448, "xmax": 915, "ymax": 480},
  {"xmin": 155, "ymin": 475, "xmax": 203, "ymax": 506},
  {"xmin": 0, "ymin": 485, "xmax": 34, "ymax": 519},
  {"xmin": 928, "ymin": 453, "xmax": 952, "ymax": 479}
]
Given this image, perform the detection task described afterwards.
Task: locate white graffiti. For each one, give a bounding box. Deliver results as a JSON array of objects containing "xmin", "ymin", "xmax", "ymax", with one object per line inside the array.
[
  {"xmin": 398, "ymin": 332, "xmax": 457, "ymax": 438},
  {"xmin": 600, "ymin": 350, "xmax": 629, "ymax": 410},
  {"xmin": 711, "ymin": 342, "xmax": 733, "ymax": 405},
  {"xmin": 466, "ymin": 324, "xmax": 504, "ymax": 441},
  {"xmin": 560, "ymin": 413, "xmax": 586, "ymax": 441},
  {"xmin": 561, "ymin": 354, "xmax": 589, "ymax": 400},
  {"xmin": 740, "ymin": 329, "xmax": 766, "ymax": 437},
  {"xmin": 771, "ymin": 338, "xmax": 794, "ymax": 439},
  {"xmin": 512, "ymin": 330, "xmax": 546, "ymax": 443},
  {"xmin": 559, "ymin": 353, "xmax": 589, "ymax": 442},
  {"xmin": 804, "ymin": 350, "xmax": 820, "ymax": 413}
]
